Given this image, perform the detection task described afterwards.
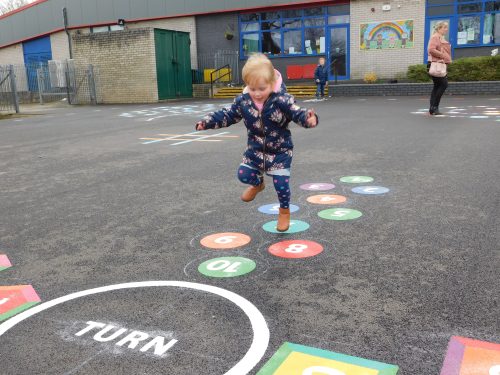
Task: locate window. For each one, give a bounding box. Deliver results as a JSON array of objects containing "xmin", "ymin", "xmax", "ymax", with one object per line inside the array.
[
  {"xmin": 483, "ymin": 13, "xmax": 500, "ymax": 42},
  {"xmin": 91, "ymin": 25, "xmax": 124, "ymax": 33},
  {"xmin": 239, "ymin": 5, "xmax": 349, "ymax": 58},
  {"xmin": 457, "ymin": 15, "xmax": 481, "ymax": 44}
]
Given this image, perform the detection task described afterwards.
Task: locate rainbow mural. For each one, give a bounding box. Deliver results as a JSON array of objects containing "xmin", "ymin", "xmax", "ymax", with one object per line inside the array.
[{"xmin": 360, "ymin": 20, "xmax": 414, "ymax": 50}]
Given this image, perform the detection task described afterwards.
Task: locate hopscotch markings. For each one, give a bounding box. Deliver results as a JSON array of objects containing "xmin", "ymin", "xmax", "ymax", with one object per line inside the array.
[
  {"xmin": 256, "ymin": 342, "xmax": 399, "ymax": 375},
  {"xmin": 200, "ymin": 232, "xmax": 251, "ymax": 249},
  {"xmin": 300, "ymin": 183, "xmax": 335, "ymax": 191},
  {"xmin": 120, "ymin": 103, "xmax": 232, "ymax": 121},
  {"xmin": 258, "ymin": 204, "xmax": 299, "ymax": 215},
  {"xmin": 74, "ymin": 321, "xmax": 178, "ymax": 356},
  {"xmin": 140, "ymin": 131, "xmax": 238, "ymax": 145},
  {"xmin": 0, "ymin": 285, "xmax": 41, "ymax": 322},
  {"xmin": 440, "ymin": 336, "xmax": 500, "ymax": 375},
  {"xmin": 306, "ymin": 195, "xmax": 347, "ymax": 205},
  {"xmin": 198, "ymin": 257, "xmax": 256, "ymax": 278},
  {"xmin": 340, "ymin": 176, "xmax": 374, "ymax": 184},
  {"xmin": 411, "ymin": 105, "xmax": 500, "ymax": 121},
  {"xmin": 318, "ymin": 208, "xmax": 363, "ymax": 221},
  {"xmin": 0, "ymin": 255, "xmax": 12, "ymax": 272},
  {"xmin": 0, "ymin": 281, "xmax": 270, "ymax": 375},
  {"xmin": 262, "ymin": 220, "xmax": 310, "ymax": 234},
  {"xmin": 268, "ymin": 240, "xmax": 323, "ymax": 259},
  {"xmin": 351, "ymin": 186, "xmax": 389, "ymax": 195}
]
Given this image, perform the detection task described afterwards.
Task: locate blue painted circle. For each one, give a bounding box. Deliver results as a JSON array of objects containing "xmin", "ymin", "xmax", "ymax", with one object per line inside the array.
[
  {"xmin": 258, "ymin": 204, "xmax": 299, "ymax": 215},
  {"xmin": 352, "ymin": 186, "xmax": 390, "ymax": 195},
  {"xmin": 262, "ymin": 220, "xmax": 310, "ymax": 234}
]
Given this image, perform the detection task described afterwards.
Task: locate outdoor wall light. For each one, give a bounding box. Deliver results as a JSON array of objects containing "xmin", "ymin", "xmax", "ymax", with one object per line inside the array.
[{"xmin": 117, "ymin": 18, "xmax": 126, "ymax": 26}]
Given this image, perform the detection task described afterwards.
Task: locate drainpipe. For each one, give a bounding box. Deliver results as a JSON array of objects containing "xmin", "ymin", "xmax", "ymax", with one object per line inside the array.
[{"xmin": 63, "ymin": 7, "xmax": 73, "ymax": 59}]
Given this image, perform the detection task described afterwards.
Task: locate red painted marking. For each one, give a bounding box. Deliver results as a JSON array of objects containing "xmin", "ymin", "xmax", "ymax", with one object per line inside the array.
[
  {"xmin": 0, "ymin": 285, "xmax": 40, "ymax": 313},
  {"xmin": 0, "ymin": 255, "xmax": 12, "ymax": 268},
  {"xmin": 268, "ymin": 240, "xmax": 323, "ymax": 259}
]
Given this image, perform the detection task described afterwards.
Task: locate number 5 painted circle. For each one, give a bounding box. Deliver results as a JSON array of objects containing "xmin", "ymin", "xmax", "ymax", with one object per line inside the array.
[
  {"xmin": 306, "ymin": 194, "xmax": 347, "ymax": 205},
  {"xmin": 198, "ymin": 257, "xmax": 256, "ymax": 278},
  {"xmin": 258, "ymin": 204, "xmax": 299, "ymax": 214},
  {"xmin": 200, "ymin": 232, "xmax": 251, "ymax": 249},
  {"xmin": 268, "ymin": 240, "xmax": 323, "ymax": 259},
  {"xmin": 340, "ymin": 176, "xmax": 374, "ymax": 183},
  {"xmin": 351, "ymin": 186, "xmax": 389, "ymax": 195},
  {"xmin": 318, "ymin": 208, "xmax": 363, "ymax": 221}
]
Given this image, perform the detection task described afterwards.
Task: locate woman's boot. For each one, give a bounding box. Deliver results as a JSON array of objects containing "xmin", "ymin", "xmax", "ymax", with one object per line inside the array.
[
  {"xmin": 277, "ymin": 208, "xmax": 290, "ymax": 232},
  {"xmin": 241, "ymin": 182, "xmax": 265, "ymax": 202}
]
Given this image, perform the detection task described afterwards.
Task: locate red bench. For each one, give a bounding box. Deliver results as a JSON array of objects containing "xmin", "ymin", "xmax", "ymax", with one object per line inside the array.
[{"xmin": 286, "ymin": 64, "xmax": 319, "ymax": 80}]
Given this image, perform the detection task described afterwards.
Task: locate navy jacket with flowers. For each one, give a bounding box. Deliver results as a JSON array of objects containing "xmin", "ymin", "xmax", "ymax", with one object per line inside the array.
[{"xmin": 200, "ymin": 92, "xmax": 318, "ymax": 172}]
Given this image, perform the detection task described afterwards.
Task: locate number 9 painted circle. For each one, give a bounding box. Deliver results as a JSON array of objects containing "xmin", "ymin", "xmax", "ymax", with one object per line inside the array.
[
  {"xmin": 200, "ymin": 232, "xmax": 251, "ymax": 249},
  {"xmin": 318, "ymin": 208, "xmax": 363, "ymax": 221},
  {"xmin": 198, "ymin": 257, "xmax": 256, "ymax": 278},
  {"xmin": 268, "ymin": 240, "xmax": 323, "ymax": 259}
]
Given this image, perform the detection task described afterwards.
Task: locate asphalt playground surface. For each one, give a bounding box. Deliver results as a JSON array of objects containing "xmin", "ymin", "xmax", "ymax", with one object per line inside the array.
[{"xmin": 0, "ymin": 95, "xmax": 499, "ymax": 374}]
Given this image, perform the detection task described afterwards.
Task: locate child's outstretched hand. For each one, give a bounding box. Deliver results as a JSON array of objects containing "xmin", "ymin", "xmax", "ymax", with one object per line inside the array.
[
  {"xmin": 306, "ymin": 109, "xmax": 318, "ymax": 128},
  {"xmin": 195, "ymin": 121, "xmax": 206, "ymax": 131}
]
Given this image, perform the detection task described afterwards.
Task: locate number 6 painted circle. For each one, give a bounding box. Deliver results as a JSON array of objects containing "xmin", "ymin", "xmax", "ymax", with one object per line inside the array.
[
  {"xmin": 268, "ymin": 240, "xmax": 323, "ymax": 259},
  {"xmin": 306, "ymin": 194, "xmax": 347, "ymax": 205},
  {"xmin": 198, "ymin": 257, "xmax": 256, "ymax": 278},
  {"xmin": 200, "ymin": 232, "xmax": 251, "ymax": 249}
]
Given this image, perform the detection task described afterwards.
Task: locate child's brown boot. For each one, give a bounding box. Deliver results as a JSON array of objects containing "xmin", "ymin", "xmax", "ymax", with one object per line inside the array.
[
  {"xmin": 241, "ymin": 182, "xmax": 265, "ymax": 202},
  {"xmin": 277, "ymin": 208, "xmax": 290, "ymax": 232}
]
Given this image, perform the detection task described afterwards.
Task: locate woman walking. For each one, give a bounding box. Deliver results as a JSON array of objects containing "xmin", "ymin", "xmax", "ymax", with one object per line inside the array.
[{"xmin": 427, "ymin": 21, "xmax": 452, "ymax": 115}]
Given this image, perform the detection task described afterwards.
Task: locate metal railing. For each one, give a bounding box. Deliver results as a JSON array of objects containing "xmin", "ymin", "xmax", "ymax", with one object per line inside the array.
[
  {"xmin": 0, "ymin": 65, "xmax": 19, "ymax": 113},
  {"xmin": 210, "ymin": 64, "xmax": 232, "ymax": 98}
]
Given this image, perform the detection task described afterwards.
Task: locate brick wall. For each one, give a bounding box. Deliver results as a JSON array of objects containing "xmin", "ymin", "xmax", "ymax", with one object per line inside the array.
[
  {"xmin": 0, "ymin": 43, "xmax": 24, "ymax": 65},
  {"xmin": 350, "ymin": 0, "xmax": 426, "ymax": 80},
  {"xmin": 50, "ymin": 31, "xmax": 71, "ymax": 61},
  {"xmin": 72, "ymin": 28, "xmax": 158, "ymax": 103},
  {"xmin": 126, "ymin": 17, "xmax": 198, "ymax": 69}
]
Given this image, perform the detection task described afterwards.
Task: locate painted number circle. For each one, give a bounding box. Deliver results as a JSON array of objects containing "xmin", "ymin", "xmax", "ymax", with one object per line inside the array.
[
  {"xmin": 351, "ymin": 186, "xmax": 390, "ymax": 195},
  {"xmin": 258, "ymin": 204, "xmax": 299, "ymax": 215},
  {"xmin": 200, "ymin": 232, "xmax": 251, "ymax": 249},
  {"xmin": 268, "ymin": 240, "xmax": 323, "ymax": 259},
  {"xmin": 318, "ymin": 208, "xmax": 363, "ymax": 221},
  {"xmin": 340, "ymin": 176, "xmax": 374, "ymax": 183},
  {"xmin": 306, "ymin": 194, "xmax": 347, "ymax": 205},
  {"xmin": 262, "ymin": 220, "xmax": 310, "ymax": 234},
  {"xmin": 300, "ymin": 183, "xmax": 335, "ymax": 191},
  {"xmin": 198, "ymin": 257, "xmax": 256, "ymax": 278}
]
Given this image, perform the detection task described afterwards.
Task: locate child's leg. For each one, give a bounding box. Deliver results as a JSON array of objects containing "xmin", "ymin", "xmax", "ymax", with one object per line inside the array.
[
  {"xmin": 316, "ymin": 83, "xmax": 321, "ymax": 98},
  {"xmin": 269, "ymin": 174, "xmax": 290, "ymax": 209},
  {"xmin": 237, "ymin": 164, "xmax": 263, "ymax": 186},
  {"xmin": 321, "ymin": 83, "xmax": 325, "ymax": 97}
]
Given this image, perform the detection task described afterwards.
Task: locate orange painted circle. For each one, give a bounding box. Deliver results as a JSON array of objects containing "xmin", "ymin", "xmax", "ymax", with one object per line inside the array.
[
  {"xmin": 200, "ymin": 232, "xmax": 251, "ymax": 249},
  {"xmin": 306, "ymin": 194, "xmax": 347, "ymax": 205}
]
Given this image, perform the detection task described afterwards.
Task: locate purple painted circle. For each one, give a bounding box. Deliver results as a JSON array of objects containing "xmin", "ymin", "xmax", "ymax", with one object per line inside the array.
[{"xmin": 300, "ymin": 183, "xmax": 335, "ymax": 191}]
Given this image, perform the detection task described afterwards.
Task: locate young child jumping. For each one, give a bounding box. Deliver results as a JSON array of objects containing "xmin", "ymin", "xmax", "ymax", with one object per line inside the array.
[{"xmin": 196, "ymin": 53, "xmax": 318, "ymax": 231}]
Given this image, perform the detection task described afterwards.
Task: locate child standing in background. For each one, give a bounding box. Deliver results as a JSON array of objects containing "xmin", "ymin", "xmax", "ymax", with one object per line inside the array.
[
  {"xmin": 196, "ymin": 53, "xmax": 318, "ymax": 231},
  {"xmin": 314, "ymin": 57, "xmax": 328, "ymax": 99}
]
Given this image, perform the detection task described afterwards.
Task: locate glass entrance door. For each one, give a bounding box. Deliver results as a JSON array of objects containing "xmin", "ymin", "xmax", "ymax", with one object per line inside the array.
[{"xmin": 328, "ymin": 25, "xmax": 349, "ymax": 80}]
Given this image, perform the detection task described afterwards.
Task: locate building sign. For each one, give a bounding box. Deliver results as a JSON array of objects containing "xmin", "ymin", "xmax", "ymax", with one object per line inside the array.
[{"xmin": 360, "ymin": 20, "xmax": 414, "ymax": 50}]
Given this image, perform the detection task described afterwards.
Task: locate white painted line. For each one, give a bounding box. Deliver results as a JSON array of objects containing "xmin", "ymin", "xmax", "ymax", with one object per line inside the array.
[
  {"xmin": 142, "ymin": 130, "xmax": 205, "ymax": 144},
  {"xmin": 0, "ymin": 281, "xmax": 270, "ymax": 375},
  {"xmin": 170, "ymin": 132, "xmax": 230, "ymax": 146}
]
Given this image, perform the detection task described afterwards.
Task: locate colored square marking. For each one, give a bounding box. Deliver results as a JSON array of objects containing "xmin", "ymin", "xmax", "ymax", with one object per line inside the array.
[
  {"xmin": 257, "ymin": 342, "xmax": 399, "ymax": 375},
  {"xmin": 0, "ymin": 285, "xmax": 41, "ymax": 322},
  {"xmin": 0, "ymin": 255, "xmax": 12, "ymax": 272},
  {"xmin": 440, "ymin": 336, "xmax": 500, "ymax": 375}
]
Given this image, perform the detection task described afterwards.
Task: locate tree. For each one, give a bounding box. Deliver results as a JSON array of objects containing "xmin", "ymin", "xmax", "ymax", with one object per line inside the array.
[{"xmin": 0, "ymin": 0, "xmax": 35, "ymax": 16}]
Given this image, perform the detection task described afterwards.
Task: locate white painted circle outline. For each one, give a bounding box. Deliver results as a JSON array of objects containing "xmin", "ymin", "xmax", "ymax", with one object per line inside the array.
[{"xmin": 0, "ymin": 281, "xmax": 270, "ymax": 375}]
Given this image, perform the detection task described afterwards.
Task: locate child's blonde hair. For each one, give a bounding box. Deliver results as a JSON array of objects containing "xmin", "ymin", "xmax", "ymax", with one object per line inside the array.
[{"xmin": 242, "ymin": 53, "xmax": 276, "ymax": 86}]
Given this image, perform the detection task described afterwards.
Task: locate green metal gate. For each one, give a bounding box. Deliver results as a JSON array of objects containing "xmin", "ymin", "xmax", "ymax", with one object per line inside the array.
[{"xmin": 154, "ymin": 29, "xmax": 192, "ymax": 100}]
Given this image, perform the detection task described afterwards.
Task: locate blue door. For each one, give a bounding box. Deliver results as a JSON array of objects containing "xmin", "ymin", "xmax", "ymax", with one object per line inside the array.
[
  {"xmin": 327, "ymin": 25, "xmax": 350, "ymax": 80},
  {"xmin": 23, "ymin": 36, "xmax": 52, "ymax": 91}
]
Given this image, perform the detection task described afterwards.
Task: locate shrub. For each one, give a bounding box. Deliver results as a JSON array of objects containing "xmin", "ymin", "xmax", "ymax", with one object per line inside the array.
[
  {"xmin": 407, "ymin": 55, "xmax": 500, "ymax": 82},
  {"xmin": 364, "ymin": 72, "xmax": 378, "ymax": 83}
]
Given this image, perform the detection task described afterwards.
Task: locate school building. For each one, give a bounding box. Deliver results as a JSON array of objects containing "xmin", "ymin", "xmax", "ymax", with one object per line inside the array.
[{"xmin": 0, "ymin": 0, "xmax": 498, "ymax": 102}]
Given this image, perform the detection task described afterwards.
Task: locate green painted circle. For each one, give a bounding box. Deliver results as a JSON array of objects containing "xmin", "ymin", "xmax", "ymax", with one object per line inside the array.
[
  {"xmin": 262, "ymin": 220, "xmax": 310, "ymax": 234},
  {"xmin": 318, "ymin": 208, "xmax": 363, "ymax": 221},
  {"xmin": 198, "ymin": 257, "xmax": 256, "ymax": 278},
  {"xmin": 340, "ymin": 176, "xmax": 374, "ymax": 183}
]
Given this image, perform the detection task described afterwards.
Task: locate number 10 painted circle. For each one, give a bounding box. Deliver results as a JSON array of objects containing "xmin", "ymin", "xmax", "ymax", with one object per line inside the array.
[
  {"xmin": 198, "ymin": 257, "xmax": 256, "ymax": 278},
  {"xmin": 268, "ymin": 240, "xmax": 323, "ymax": 259},
  {"xmin": 318, "ymin": 208, "xmax": 363, "ymax": 221},
  {"xmin": 200, "ymin": 232, "xmax": 251, "ymax": 249}
]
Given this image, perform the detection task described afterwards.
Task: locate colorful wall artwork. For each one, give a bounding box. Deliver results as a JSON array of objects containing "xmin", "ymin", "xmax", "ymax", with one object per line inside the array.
[{"xmin": 360, "ymin": 20, "xmax": 414, "ymax": 50}]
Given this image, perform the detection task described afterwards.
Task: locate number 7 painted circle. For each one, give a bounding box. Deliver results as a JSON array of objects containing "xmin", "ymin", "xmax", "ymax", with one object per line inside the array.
[
  {"xmin": 0, "ymin": 281, "xmax": 270, "ymax": 375},
  {"xmin": 200, "ymin": 232, "xmax": 251, "ymax": 249}
]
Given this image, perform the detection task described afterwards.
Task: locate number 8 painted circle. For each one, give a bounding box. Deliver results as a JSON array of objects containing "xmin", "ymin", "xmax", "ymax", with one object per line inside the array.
[
  {"xmin": 0, "ymin": 281, "xmax": 269, "ymax": 375},
  {"xmin": 285, "ymin": 244, "xmax": 308, "ymax": 253},
  {"xmin": 269, "ymin": 240, "xmax": 323, "ymax": 259}
]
